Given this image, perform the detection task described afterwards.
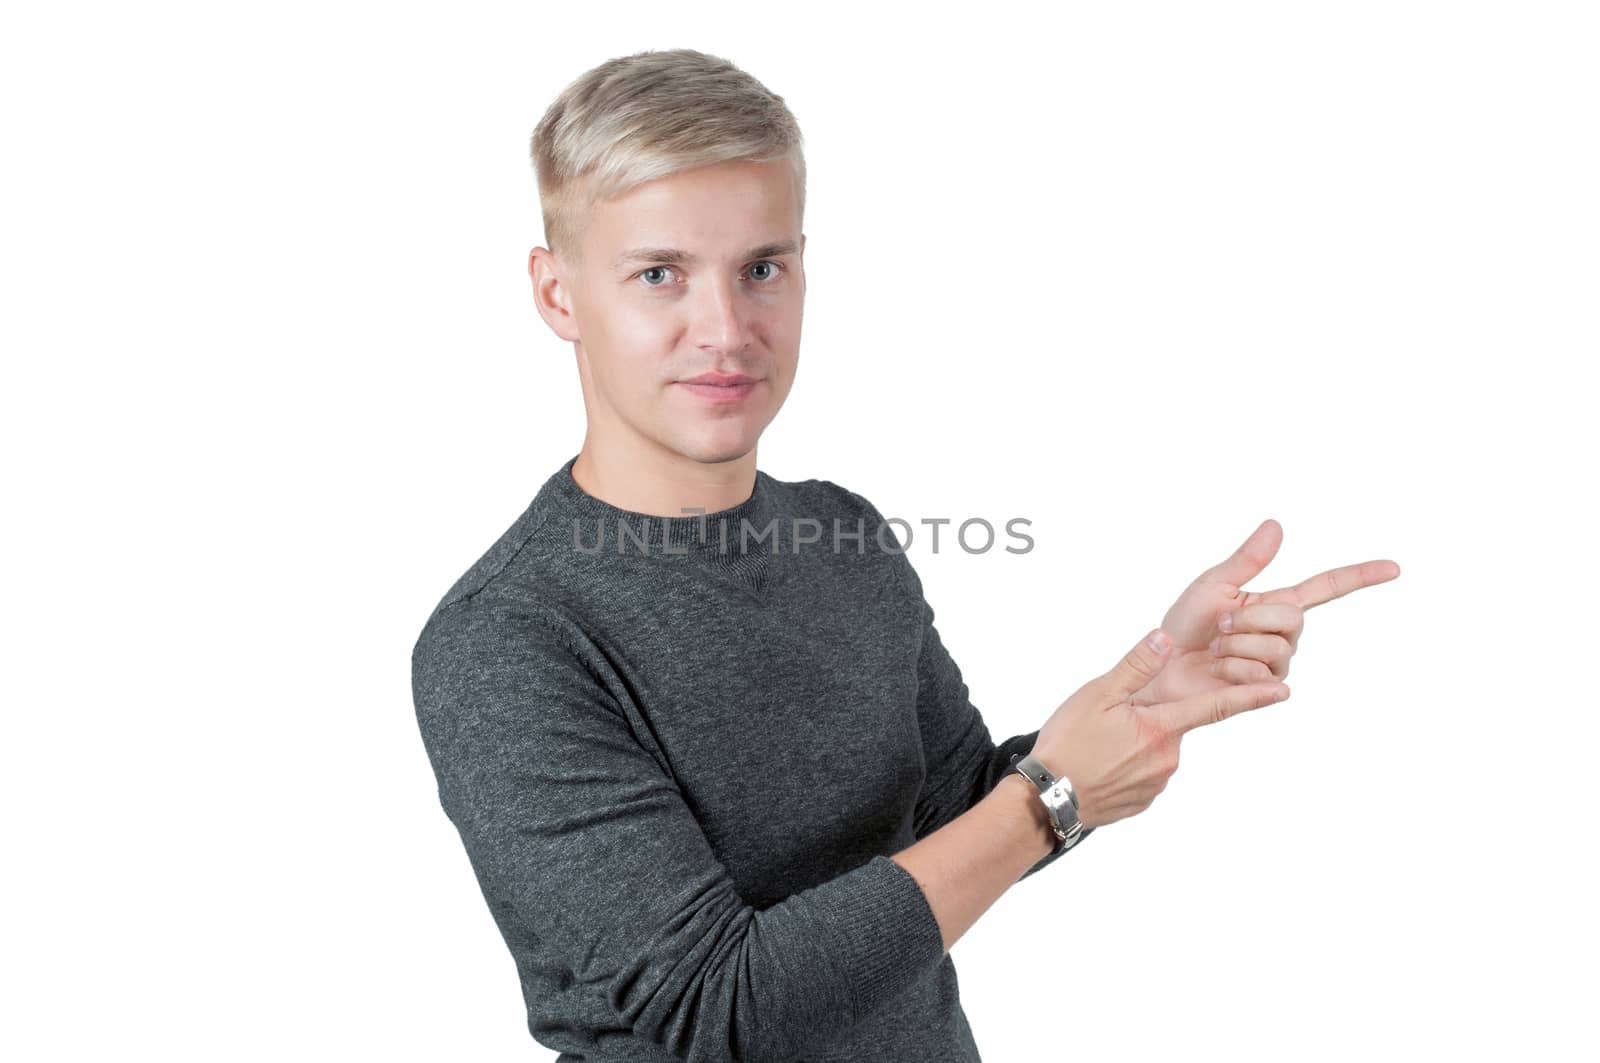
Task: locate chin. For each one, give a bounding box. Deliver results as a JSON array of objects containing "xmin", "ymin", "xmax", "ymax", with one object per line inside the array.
[{"xmin": 670, "ymin": 427, "xmax": 762, "ymax": 466}]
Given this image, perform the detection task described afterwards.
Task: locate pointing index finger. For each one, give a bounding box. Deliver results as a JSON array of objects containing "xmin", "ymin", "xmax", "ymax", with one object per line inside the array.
[{"xmin": 1265, "ymin": 559, "xmax": 1401, "ymax": 610}]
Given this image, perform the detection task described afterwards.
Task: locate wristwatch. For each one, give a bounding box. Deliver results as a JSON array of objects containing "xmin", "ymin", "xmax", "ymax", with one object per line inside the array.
[{"xmin": 1008, "ymin": 751, "xmax": 1090, "ymax": 855}]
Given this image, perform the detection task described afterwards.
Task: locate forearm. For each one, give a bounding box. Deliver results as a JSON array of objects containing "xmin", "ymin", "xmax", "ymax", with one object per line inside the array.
[{"xmin": 891, "ymin": 770, "xmax": 1056, "ymax": 953}]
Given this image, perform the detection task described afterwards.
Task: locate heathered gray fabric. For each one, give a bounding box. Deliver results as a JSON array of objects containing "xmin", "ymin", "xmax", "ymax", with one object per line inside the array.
[{"xmin": 410, "ymin": 454, "xmax": 1083, "ymax": 1062}]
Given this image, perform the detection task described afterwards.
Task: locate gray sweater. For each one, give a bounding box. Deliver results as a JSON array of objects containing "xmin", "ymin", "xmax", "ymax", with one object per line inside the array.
[{"xmin": 410, "ymin": 455, "xmax": 1082, "ymax": 1062}]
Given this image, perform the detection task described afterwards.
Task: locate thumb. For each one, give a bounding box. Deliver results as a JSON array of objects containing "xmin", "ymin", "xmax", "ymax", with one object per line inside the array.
[{"xmin": 1098, "ymin": 629, "xmax": 1172, "ymax": 701}]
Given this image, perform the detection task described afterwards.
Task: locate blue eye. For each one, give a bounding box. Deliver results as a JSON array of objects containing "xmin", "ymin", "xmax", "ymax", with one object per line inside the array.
[{"xmin": 633, "ymin": 261, "xmax": 786, "ymax": 288}]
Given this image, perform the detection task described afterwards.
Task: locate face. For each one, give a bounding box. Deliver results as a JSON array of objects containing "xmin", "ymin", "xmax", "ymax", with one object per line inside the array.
[{"xmin": 529, "ymin": 158, "xmax": 806, "ymax": 467}]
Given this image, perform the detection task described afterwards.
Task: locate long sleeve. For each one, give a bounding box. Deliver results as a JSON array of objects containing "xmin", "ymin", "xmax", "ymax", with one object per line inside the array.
[
  {"xmin": 410, "ymin": 598, "xmax": 948, "ymax": 1063},
  {"xmin": 884, "ymin": 531, "xmax": 1095, "ymax": 883}
]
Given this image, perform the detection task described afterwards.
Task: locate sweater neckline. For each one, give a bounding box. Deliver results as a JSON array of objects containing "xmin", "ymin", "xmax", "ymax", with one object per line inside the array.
[{"xmin": 538, "ymin": 453, "xmax": 784, "ymax": 558}]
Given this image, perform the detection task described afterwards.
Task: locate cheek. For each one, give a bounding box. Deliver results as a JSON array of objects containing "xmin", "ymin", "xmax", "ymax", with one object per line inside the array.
[
  {"xmin": 774, "ymin": 302, "xmax": 803, "ymax": 343},
  {"xmin": 584, "ymin": 302, "xmax": 677, "ymax": 384},
  {"xmin": 761, "ymin": 301, "xmax": 803, "ymax": 365},
  {"xmin": 602, "ymin": 299, "xmax": 677, "ymax": 349}
]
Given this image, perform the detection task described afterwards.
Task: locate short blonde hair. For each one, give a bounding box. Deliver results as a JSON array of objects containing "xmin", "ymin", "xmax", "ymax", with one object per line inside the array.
[{"xmin": 530, "ymin": 48, "xmax": 806, "ymax": 266}]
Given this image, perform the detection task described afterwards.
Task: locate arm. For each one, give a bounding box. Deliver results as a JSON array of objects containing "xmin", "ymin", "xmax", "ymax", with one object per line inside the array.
[
  {"xmin": 413, "ymin": 600, "xmax": 955, "ymax": 1063},
  {"xmin": 893, "ymin": 761, "xmax": 1059, "ymax": 952}
]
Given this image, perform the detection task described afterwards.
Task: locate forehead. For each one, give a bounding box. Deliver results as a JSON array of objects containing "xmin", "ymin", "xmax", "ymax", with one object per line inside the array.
[{"xmin": 584, "ymin": 159, "xmax": 800, "ymax": 264}]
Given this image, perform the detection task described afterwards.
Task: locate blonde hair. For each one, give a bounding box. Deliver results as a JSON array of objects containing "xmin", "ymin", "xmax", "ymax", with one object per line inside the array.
[{"xmin": 529, "ymin": 48, "xmax": 806, "ymax": 266}]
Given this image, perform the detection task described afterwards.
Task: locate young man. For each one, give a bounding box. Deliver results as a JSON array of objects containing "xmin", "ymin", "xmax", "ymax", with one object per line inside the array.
[{"xmin": 410, "ymin": 48, "xmax": 1399, "ymax": 1062}]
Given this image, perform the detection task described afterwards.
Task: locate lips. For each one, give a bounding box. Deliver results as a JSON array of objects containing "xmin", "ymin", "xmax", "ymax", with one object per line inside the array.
[
  {"xmin": 680, "ymin": 372, "xmax": 757, "ymax": 386},
  {"xmin": 677, "ymin": 373, "xmax": 761, "ymax": 405}
]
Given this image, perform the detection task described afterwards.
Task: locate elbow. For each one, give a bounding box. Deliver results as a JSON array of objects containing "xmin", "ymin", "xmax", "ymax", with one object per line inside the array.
[{"xmin": 608, "ymin": 914, "xmax": 846, "ymax": 1063}]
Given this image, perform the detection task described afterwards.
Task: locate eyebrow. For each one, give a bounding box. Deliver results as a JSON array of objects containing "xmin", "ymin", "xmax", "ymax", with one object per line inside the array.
[{"xmin": 610, "ymin": 240, "xmax": 800, "ymax": 271}]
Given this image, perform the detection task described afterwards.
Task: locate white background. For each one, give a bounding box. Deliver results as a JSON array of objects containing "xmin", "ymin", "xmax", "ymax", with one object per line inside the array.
[{"xmin": 5, "ymin": 2, "xmax": 1596, "ymax": 1059}]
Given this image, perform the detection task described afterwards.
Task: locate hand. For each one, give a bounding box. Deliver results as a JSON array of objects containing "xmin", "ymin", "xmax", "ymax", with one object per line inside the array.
[
  {"xmin": 1132, "ymin": 520, "xmax": 1400, "ymax": 708},
  {"xmin": 1034, "ymin": 628, "xmax": 1291, "ymax": 828}
]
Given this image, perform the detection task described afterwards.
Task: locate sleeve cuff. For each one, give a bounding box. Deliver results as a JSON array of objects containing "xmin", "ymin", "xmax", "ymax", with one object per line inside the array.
[{"xmin": 824, "ymin": 854, "xmax": 947, "ymax": 1022}]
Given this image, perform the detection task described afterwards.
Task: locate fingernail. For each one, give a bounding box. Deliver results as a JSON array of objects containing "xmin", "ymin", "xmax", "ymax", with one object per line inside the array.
[
  {"xmin": 1209, "ymin": 660, "xmax": 1219, "ymax": 676},
  {"xmin": 1219, "ymin": 612, "xmax": 1234, "ymax": 633},
  {"xmin": 1147, "ymin": 630, "xmax": 1169, "ymax": 652},
  {"xmin": 1208, "ymin": 636, "xmax": 1220, "ymax": 656}
]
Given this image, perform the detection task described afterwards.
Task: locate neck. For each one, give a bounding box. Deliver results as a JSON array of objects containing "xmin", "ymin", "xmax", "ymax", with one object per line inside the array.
[{"xmin": 570, "ymin": 435, "xmax": 759, "ymax": 519}]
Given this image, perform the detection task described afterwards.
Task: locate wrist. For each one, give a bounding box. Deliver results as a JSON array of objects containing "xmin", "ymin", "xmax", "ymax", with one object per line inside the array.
[{"xmin": 999, "ymin": 771, "xmax": 1058, "ymax": 862}]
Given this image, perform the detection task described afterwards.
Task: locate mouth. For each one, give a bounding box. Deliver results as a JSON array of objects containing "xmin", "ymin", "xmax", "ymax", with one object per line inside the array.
[
  {"xmin": 677, "ymin": 373, "xmax": 761, "ymax": 404},
  {"xmin": 680, "ymin": 372, "xmax": 758, "ymax": 387}
]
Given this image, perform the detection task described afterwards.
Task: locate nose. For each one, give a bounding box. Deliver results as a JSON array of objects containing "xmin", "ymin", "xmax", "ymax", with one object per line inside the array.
[{"xmin": 689, "ymin": 271, "xmax": 750, "ymax": 356}]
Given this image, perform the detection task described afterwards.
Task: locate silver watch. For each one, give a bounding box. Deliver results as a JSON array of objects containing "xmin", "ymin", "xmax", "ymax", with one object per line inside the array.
[{"xmin": 1008, "ymin": 751, "xmax": 1088, "ymax": 855}]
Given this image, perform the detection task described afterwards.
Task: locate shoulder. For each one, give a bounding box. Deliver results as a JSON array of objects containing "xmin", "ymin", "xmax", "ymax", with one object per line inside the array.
[
  {"xmin": 411, "ymin": 572, "xmax": 606, "ymax": 706},
  {"xmin": 414, "ymin": 489, "xmax": 593, "ymax": 651},
  {"xmin": 412, "ymin": 595, "xmax": 569, "ymax": 684},
  {"xmin": 773, "ymin": 472, "xmax": 918, "ymax": 596},
  {"xmin": 424, "ymin": 497, "xmax": 555, "ymax": 612},
  {"xmin": 409, "ymin": 592, "xmax": 627, "ymax": 767},
  {"xmin": 777, "ymin": 474, "xmax": 902, "ymax": 543}
]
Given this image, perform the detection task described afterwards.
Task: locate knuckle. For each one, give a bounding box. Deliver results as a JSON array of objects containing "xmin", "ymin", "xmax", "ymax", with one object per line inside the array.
[{"xmin": 1127, "ymin": 648, "xmax": 1162, "ymax": 680}]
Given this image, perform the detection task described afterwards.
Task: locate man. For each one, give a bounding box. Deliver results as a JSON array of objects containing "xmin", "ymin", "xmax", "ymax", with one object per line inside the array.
[{"xmin": 410, "ymin": 48, "xmax": 1400, "ymax": 1062}]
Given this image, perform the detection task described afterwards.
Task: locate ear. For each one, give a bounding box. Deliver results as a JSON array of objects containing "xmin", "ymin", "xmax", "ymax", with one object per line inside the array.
[{"xmin": 528, "ymin": 247, "xmax": 581, "ymax": 343}]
